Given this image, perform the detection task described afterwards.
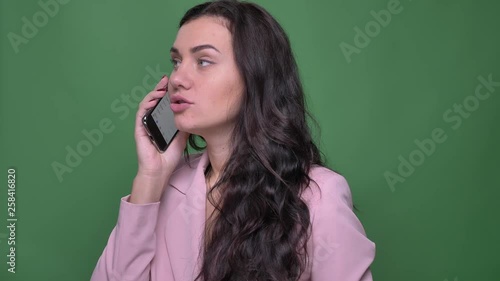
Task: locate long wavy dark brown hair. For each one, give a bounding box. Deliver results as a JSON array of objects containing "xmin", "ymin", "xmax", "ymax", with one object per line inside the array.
[{"xmin": 180, "ymin": 1, "xmax": 329, "ymax": 280}]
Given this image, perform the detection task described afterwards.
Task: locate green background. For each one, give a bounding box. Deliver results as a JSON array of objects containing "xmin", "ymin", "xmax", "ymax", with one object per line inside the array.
[{"xmin": 1, "ymin": 0, "xmax": 499, "ymax": 280}]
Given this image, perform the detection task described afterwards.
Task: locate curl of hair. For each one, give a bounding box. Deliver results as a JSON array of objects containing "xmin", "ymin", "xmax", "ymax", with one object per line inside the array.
[{"xmin": 180, "ymin": 1, "xmax": 327, "ymax": 280}]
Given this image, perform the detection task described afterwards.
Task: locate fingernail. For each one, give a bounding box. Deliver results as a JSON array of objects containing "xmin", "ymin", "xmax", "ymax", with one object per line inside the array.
[{"xmin": 161, "ymin": 75, "xmax": 166, "ymax": 79}]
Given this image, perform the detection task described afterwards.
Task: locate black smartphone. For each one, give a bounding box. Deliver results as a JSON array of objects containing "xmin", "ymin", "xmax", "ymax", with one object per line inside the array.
[{"xmin": 142, "ymin": 92, "xmax": 178, "ymax": 153}]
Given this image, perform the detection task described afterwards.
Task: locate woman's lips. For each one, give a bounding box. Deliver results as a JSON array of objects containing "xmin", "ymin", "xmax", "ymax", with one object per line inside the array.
[
  {"xmin": 169, "ymin": 94, "xmax": 193, "ymax": 113},
  {"xmin": 170, "ymin": 102, "xmax": 191, "ymax": 113}
]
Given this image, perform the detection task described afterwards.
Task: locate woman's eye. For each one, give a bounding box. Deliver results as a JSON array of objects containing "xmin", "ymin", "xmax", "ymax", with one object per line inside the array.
[
  {"xmin": 169, "ymin": 58, "xmax": 211, "ymax": 68},
  {"xmin": 170, "ymin": 58, "xmax": 179, "ymax": 68},
  {"xmin": 198, "ymin": 60, "xmax": 211, "ymax": 67}
]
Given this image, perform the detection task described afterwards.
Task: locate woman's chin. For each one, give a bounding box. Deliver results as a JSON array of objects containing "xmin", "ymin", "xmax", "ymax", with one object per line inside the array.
[{"xmin": 175, "ymin": 123, "xmax": 201, "ymax": 136}]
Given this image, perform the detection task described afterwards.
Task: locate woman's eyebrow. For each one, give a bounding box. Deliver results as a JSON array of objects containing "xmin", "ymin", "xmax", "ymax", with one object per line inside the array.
[{"xmin": 170, "ymin": 44, "xmax": 221, "ymax": 55}]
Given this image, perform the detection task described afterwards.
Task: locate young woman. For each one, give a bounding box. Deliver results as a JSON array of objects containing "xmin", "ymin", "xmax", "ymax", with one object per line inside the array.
[{"xmin": 91, "ymin": 1, "xmax": 375, "ymax": 280}]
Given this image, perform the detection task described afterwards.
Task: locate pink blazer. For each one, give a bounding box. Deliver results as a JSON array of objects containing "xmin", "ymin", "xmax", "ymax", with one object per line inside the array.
[{"xmin": 90, "ymin": 151, "xmax": 376, "ymax": 281}]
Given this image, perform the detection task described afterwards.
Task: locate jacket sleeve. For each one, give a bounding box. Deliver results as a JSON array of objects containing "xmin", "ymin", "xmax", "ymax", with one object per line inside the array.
[
  {"xmin": 310, "ymin": 172, "xmax": 376, "ymax": 281},
  {"xmin": 90, "ymin": 194, "xmax": 160, "ymax": 281}
]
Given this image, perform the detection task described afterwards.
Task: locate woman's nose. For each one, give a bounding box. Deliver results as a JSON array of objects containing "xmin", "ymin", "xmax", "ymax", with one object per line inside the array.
[{"xmin": 168, "ymin": 63, "xmax": 192, "ymax": 91}]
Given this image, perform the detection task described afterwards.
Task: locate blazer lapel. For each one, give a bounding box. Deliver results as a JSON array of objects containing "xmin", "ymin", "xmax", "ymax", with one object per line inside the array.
[{"xmin": 164, "ymin": 151, "xmax": 209, "ymax": 280}]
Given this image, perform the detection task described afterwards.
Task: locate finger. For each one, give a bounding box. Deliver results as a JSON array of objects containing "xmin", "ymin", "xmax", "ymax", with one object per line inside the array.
[
  {"xmin": 154, "ymin": 75, "xmax": 169, "ymax": 91},
  {"xmin": 136, "ymin": 97, "xmax": 162, "ymax": 127},
  {"xmin": 142, "ymin": 89, "xmax": 167, "ymax": 105},
  {"xmin": 137, "ymin": 98, "xmax": 163, "ymax": 124}
]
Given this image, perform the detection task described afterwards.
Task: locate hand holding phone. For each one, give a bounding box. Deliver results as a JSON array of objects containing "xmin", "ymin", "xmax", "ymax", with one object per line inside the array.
[
  {"xmin": 142, "ymin": 91, "xmax": 179, "ymax": 153},
  {"xmin": 133, "ymin": 76, "xmax": 188, "ymax": 180}
]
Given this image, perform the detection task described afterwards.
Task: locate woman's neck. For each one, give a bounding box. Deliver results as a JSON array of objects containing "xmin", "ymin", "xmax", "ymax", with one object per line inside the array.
[{"xmin": 203, "ymin": 129, "xmax": 233, "ymax": 184}]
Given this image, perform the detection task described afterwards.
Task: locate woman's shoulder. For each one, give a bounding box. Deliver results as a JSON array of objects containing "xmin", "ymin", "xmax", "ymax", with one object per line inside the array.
[
  {"xmin": 302, "ymin": 165, "xmax": 354, "ymax": 210},
  {"xmin": 303, "ymin": 166, "xmax": 375, "ymax": 279}
]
